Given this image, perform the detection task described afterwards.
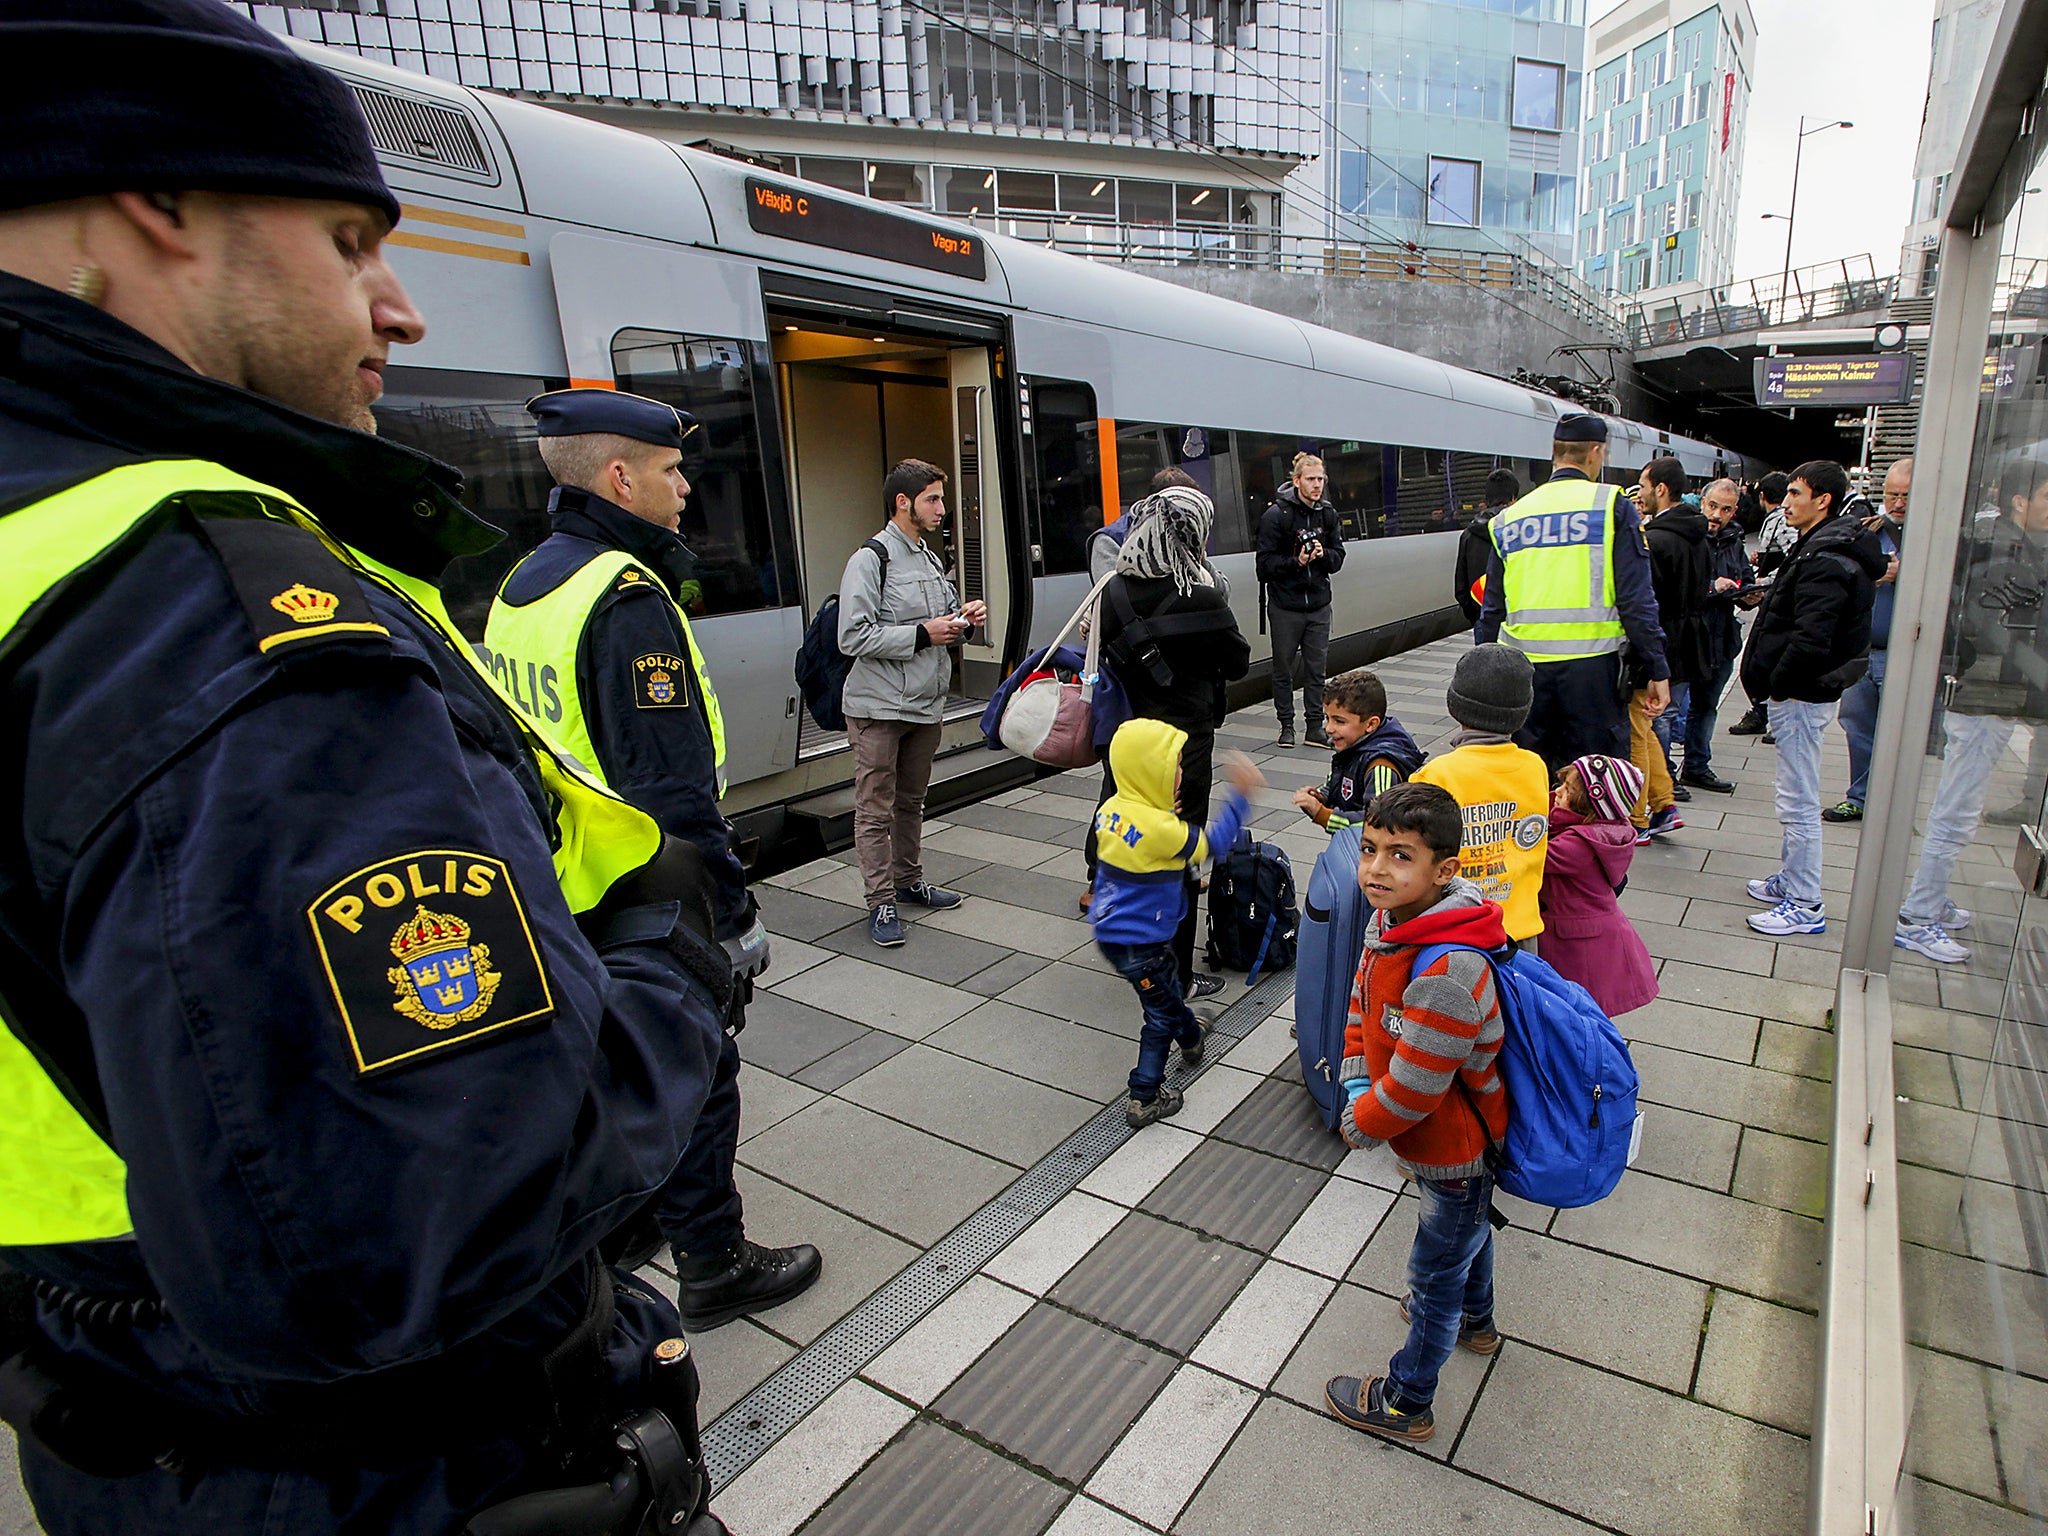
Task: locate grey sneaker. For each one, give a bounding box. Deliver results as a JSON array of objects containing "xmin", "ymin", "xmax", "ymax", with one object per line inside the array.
[
  {"xmin": 1125, "ymin": 1085, "xmax": 1184, "ymax": 1128},
  {"xmin": 1179, "ymin": 1022, "xmax": 1211, "ymax": 1068},
  {"xmin": 869, "ymin": 902, "xmax": 905, "ymax": 947}
]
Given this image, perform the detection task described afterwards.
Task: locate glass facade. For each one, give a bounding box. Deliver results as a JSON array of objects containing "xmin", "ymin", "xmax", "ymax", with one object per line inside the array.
[
  {"xmin": 1327, "ymin": 0, "xmax": 1585, "ymax": 265},
  {"xmin": 1577, "ymin": 2, "xmax": 1750, "ymax": 299}
]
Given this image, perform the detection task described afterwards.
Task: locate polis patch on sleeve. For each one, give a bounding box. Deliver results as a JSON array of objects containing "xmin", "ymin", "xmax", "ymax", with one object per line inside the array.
[
  {"xmin": 306, "ymin": 850, "xmax": 555, "ymax": 1076},
  {"xmin": 632, "ymin": 652, "xmax": 691, "ymax": 709}
]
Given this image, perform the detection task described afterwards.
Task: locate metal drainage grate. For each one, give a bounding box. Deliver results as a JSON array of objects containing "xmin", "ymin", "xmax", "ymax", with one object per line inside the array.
[{"xmin": 702, "ymin": 966, "xmax": 1297, "ymax": 1491}]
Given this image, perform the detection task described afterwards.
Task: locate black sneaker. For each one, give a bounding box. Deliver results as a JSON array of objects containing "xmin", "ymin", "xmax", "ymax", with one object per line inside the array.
[
  {"xmin": 1730, "ymin": 709, "xmax": 1767, "ymax": 735},
  {"xmin": 1821, "ymin": 800, "xmax": 1864, "ymax": 824},
  {"xmin": 1187, "ymin": 971, "xmax": 1228, "ymax": 1001},
  {"xmin": 1126, "ymin": 1085, "xmax": 1184, "ymax": 1128},
  {"xmin": 1760, "ymin": 731, "xmax": 1776, "ymax": 745},
  {"xmin": 1276, "ymin": 725, "xmax": 1296, "ymax": 749},
  {"xmin": 1325, "ymin": 1375, "xmax": 1434, "ymax": 1442},
  {"xmin": 1304, "ymin": 724, "xmax": 1332, "ymax": 748},
  {"xmin": 1681, "ymin": 768, "xmax": 1737, "ymax": 794},
  {"xmin": 675, "ymin": 1239, "xmax": 824, "ymax": 1331}
]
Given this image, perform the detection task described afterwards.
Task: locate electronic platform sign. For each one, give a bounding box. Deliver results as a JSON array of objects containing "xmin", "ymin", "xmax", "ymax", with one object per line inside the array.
[
  {"xmin": 1752, "ymin": 354, "xmax": 1915, "ymax": 408},
  {"xmin": 745, "ymin": 178, "xmax": 987, "ymax": 280}
]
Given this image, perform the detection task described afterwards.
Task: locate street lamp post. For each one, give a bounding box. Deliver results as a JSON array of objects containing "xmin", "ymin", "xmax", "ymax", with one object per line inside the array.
[{"xmin": 1774, "ymin": 115, "xmax": 1854, "ymax": 318}]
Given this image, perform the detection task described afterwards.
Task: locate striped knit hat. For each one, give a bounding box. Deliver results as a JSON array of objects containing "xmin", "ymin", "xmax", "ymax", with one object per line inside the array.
[{"xmin": 1568, "ymin": 754, "xmax": 1645, "ymax": 824}]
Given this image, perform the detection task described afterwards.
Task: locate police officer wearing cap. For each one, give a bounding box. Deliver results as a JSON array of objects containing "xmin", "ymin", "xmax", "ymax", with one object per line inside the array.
[
  {"xmin": 486, "ymin": 389, "xmax": 822, "ymax": 1330},
  {"xmin": 1475, "ymin": 413, "xmax": 1670, "ymax": 768},
  {"xmin": 0, "ymin": 2, "xmax": 732, "ymax": 1531}
]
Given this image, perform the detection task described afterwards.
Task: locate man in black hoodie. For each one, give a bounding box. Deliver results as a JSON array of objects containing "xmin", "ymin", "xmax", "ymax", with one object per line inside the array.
[
  {"xmin": 1630, "ymin": 457, "xmax": 1714, "ymax": 839},
  {"xmin": 1255, "ymin": 451, "xmax": 1347, "ymax": 748},
  {"xmin": 1740, "ymin": 460, "xmax": 1890, "ymax": 938},
  {"xmin": 1455, "ymin": 468, "xmax": 1521, "ymax": 626},
  {"xmin": 1674, "ymin": 477, "xmax": 1754, "ymax": 793}
]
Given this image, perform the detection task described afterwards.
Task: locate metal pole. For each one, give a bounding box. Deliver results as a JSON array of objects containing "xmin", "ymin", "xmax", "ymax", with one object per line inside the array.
[{"xmin": 1779, "ymin": 115, "xmax": 1807, "ymax": 322}]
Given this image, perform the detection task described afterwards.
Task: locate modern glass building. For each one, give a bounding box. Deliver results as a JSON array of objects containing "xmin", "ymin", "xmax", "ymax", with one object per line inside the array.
[
  {"xmin": 1315, "ymin": 0, "xmax": 1587, "ymax": 267},
  {"xmin": 1576, "ymin": 0, "xmax": 1754, "ymax": 300}
]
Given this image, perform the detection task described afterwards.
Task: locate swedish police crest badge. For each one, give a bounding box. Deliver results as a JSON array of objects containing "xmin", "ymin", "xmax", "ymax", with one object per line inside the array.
[
  {"xmin": 308, "ymin": 850, "xmax": 553, "ymax": 1075},
  {"xmin": 634, "ymin": 651, "xmax": 690, "ymax": 709}
]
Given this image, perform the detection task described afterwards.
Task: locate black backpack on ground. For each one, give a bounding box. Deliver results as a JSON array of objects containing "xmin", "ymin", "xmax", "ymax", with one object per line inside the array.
[
  {"xmin": 795, "ymin": 538, "xmax": 887, "ymax": 732},
  {"xmin": 1205, "ymin": 829, "xmax": 1299, "ymax": 983}
]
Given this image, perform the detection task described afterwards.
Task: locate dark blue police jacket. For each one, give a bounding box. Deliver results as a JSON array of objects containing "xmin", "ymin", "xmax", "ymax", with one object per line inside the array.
[
  {"xmin": 0, "ymin": 272, "xmax": 726, "ymax": 1528},
  {"xmin": 500, "ymin": 487, "xmax": 752, "ymax": 939}
]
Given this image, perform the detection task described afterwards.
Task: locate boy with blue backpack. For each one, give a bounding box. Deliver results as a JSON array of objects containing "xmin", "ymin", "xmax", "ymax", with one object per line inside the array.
[
  {"xmin": 1091, "ymin": 718, "xmax": 1264, "ymax": 1128},
  {"xmin": 1324, "ymin": 781, "xmax": 1509, "ymax": 1443}
]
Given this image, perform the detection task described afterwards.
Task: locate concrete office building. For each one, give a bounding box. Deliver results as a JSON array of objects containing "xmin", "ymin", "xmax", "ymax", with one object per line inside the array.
[
  {"xmin": 1310, "ymin": 0, "xmax": 1588, "ymax": 267},
  {"xmin": 1577, "ymin": 0, "xmax": 1755, "ymax": 301},
  {"xmin": 239, "ymin": 0, "xmax": 1323, "ymax": 260}
]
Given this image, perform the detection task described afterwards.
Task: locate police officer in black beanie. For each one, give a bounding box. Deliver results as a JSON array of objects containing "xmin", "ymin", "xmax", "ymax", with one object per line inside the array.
[{"xmin": 0, "ymin": 3, "xmax": 731, "ymax": 1532}]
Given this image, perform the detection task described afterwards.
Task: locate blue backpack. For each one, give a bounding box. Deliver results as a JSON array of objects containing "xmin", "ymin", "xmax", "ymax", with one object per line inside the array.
[
  {"xmin": 1296, "ymin": 826, "xmax": 1369, "ymax": 1132},
  {"xmin": 1414, "ymin": 942, "xmax": 1642, "ymax": 1209},
  {"xmin": 794, "ymin": 538, "xmax": 886, "ymax": 732}
]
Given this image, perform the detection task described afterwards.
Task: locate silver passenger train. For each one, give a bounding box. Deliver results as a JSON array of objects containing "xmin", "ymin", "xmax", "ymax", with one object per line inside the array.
[{"xmin": 311, "ymin": 43, "xmax": 1742, "ymax": 861}]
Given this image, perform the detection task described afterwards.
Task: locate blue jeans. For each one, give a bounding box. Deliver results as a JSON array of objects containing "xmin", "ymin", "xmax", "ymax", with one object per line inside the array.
[
  {"xmin": 1837, "ymin": 649, "xmax": 1888, "ymax": 808},
  {"xmin": 1651, "ymin": 680, "xmax": 1688, "ymax": 770},
  {"xmin": 1901, "ymin": 712, "xmax": 2017, "ymax": 926},
  {"xmin": 1768, "ymin": 698, "xmax": 1834, "ymax": 907},
  {"xmin": 1678, "ymin": 650, "xmax": 1736, "ymax": 774},
  {"xmin": 1100, "ymin": 940, "xmax": 1201, "ymax": 1100},
  {"xmin": 1386, "ymin": 1172, "xmax": 1496, "ymax": 1413}
]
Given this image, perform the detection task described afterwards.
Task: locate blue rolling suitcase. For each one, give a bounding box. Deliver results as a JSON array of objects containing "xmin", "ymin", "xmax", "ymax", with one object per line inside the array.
[{"xmin": 1296, "ymin": 826, "xmax": 1369, "ymax": 1132}]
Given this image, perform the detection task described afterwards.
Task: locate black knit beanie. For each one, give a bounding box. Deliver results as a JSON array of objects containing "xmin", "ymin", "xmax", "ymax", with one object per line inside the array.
[
  {"xmin": 1447, "ymin": 644, "xmax": 1534, "ymax": 735},
  {"xmin": 0, "ymin": 0, "xmax": 400, "ymax": 227}
]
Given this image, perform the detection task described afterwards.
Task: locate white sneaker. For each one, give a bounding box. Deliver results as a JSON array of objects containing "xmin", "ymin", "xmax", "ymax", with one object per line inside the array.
[
  {"xmin": 1896, "ymin": 922, "xmax": 1970, "ymax": 964},
  {"xmin": 1748, "ymin": 899, "xmax": 1826, "ymax": 936},
  {"xmin": 1746, "ymin": 874, "xmax": 1789, "ymax": 904},
  {"xmin": 1935, "ymin": 900, "xmax": 1973, "ymax": 931}
]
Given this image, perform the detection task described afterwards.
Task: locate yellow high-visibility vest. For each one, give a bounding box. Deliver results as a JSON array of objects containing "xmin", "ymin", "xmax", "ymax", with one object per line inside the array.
[
  {"xmin": 484, "ymin": 549, "xmax": 727, "ymax": 797},
  {"xmin": 1489, "ymin": 476, "xmax": 1628, "ymax": 661},
  {"xmin": 0, "ymin": 461, "xmax": 663, "ymax": 1244}
]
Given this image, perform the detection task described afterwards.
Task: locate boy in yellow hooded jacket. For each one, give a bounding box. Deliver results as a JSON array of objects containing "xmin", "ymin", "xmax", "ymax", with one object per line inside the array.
[{"xmin": 1090, "ymin": 718, "xmax": 1264, "ymax": 1126}]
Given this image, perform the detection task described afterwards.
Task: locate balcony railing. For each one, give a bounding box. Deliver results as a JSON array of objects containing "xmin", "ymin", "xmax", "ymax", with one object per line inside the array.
[
  {"xmin": 957, "ymin": 213, "xmax": 1627, "ymax": 338},
  {"xmin": 1622, "ymin": 255, "xmax": 1894, "ymax": 347}
]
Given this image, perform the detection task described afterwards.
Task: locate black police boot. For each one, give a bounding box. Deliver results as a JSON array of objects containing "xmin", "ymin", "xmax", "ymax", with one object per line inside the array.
[{"xmin": 675, "ymin": 1239, "xmax": 822, "ymax": 1331}]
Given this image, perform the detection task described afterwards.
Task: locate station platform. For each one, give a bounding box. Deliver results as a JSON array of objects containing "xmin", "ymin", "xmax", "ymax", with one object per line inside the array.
[{"xmin": 1, "ymin": 633, "xmax": 2023, "ymax": 1536}]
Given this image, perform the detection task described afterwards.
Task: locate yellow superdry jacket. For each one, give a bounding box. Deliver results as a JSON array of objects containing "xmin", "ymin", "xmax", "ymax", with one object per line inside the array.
[{"xmin": 1089, "ymin": 717, "xmax": 1251, "ymax": 946}]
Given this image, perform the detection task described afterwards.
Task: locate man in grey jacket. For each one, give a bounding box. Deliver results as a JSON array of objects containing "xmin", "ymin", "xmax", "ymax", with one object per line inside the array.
[{"xmin": 839, "ymin": 459, "xmax": 987, "ymax": 946}]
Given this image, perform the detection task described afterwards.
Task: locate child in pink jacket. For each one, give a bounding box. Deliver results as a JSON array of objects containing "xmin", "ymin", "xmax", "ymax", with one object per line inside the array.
[{"xmin": 1537, "ymin": 754, "xmax": 1658, "ymax": 1017}]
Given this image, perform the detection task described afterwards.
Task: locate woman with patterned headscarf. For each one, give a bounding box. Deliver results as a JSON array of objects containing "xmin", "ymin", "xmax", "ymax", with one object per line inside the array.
[{"xmin": 1083, "ymin": 484, "xmax": 1251, "ymax": 998}]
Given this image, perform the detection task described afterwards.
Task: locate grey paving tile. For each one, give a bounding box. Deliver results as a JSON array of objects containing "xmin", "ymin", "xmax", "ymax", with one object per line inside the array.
[
  {"xmin": 1003, "ymin": 961, "xmax": 1144, "ymax": 1036},
  {"xmin": 1629, "ymin": 1102, "xmax": 1742, "ymax": 1191},
  {"xmin": 691, "ymin": 1317, "xmax": 796, "ymax": 1421},
  {"xmin": 710, "ymin": 1380, "xmax": 915, "ymax": 1536},
  {"xmin": 961, "ymin": 950, "xmax": 1053, "ymax": 997},
  {"xmin": 1457, "ymin": 1347, "xmax": 1809, "ymax": 1536},
  {"xmin": 1653, "ymin": 960, "xmax": 1835, "ymax": 1028},
  {"xmin": 1616, "ymin": 887, "xmax": 1689, "ymax": 927},
  {"xmin": 1903, "ymin": 1241, "xmax": 2048, "ymax": 1377},
  {"xmin": 1209, "ymin": 1074, "xmax": 1349, "ymax": 1171},
  {"xmin": 1632, "ymin": 917, "xmax": 1780, "ymax": 975},
  {"xmin": 815, "ymin": 917, "xmax": 1015, "ymax": 987},
  {"xmin": 1901, "ymin": 1477, "xmax": 2044, "ymax": 1536},
  {"xmin": 1618, "ymin": 998, "xmax": 1761, "ymax": 1064},
  {"xmin": 836, "ymin": 1043, "xmax": 1099, "ymax": 1168},
  {"xmin": 926, "ymin": 823, "xmax": 1070, "ymax": 869},
  {"xmin": 862, "ymin": 1275, "xmax": 1037, "ymax": 1406},
  {"xmin": 933, "ymin": 1303, "xmax": 1176, "ymax": 1484},
  {"xmin": 1141, "ymin": 1138, "xmax": 1328, "ymax": 1251},
  {"xmin": 1189, "ymin": 1258, "xmax": 1338, "ymax": 1389},
  {"xmin": 1269, "ymin": 1281, "xmax": 1488, "ymax": 1459},
  {"xmin": 920, "ymin": 896, "xmax": 1097, "ymax": 960},
  {"xmin": 739, "ymin": 1097, "xmax": 1018, "ymax": 1247},
  {"xmin": 1772, "ymin": 942, "xmax": 1848, "ymax": 989},
  {"xmin": 1033, "ymin": 769, "xmax": 1106, "ymax": 800},
  {"xmin": 1049, "ymin": 1210, "xmax": 1263, "ymax": 1354},
  {"xmin": 774, "ymin": 954, "xmax": 982, "ymax": 1039},
  {"xmin": 1552, "ymin": 1171, "xmax": 1826, "ymax": 1309},
  {"xmin": 1344, "ymin": 1197, "xmax": 1708, "ymax": 1391},
  {"xmin": 1083, "ymin": 1363, "xmax": 1258, "ymax": 1529},
  {"xmin": 946, "ymin": 801, "xmax": 1088, "ymax": 848},
  {"xmin": 802, "ymin": 1419, "xmax": 1068, "ymax": 1536},
  {"xmin": 928, "ymin": 998, "xmax": 1137, "ymax": 1098},
  {"xmin": 756, "ymin": 883, "xmax": 866, "ymax": 942},
  {"xmin": 793, "ymin": 1030, "xmax": 912, "ymax": 1092},
  {"xmin": 1694, "ymin": 1290, "xmax": 1815, "ymax": 1435},
  {"xmin": 1903, "ymin": 1346, "xmax": 2009, "ymax": 1503},
  {"xmin": 727, "ymin": 1166, "xmax": 920, "ymax": 1347},
  {"xmin": 0, "ymin": 1430, "xmax": 37, "ymax": 1536},
  {"xmin": 955, "ymin": 862, "xmax": 1094, "ymax": 918},
  {"xmin": 1896, "ymin": 1042, "xmax": 1965, "ymax": 1108},
  {"xmin": 1633, "ymin": 1042, "xmax": 1832, "ymax": 1141},
  {"xmin": 1731, "ymin": 1128, "xmax": 1828, "ymax": 1218},
  {"xmin": 1756, "ymin": 1019, "xmax": 1833, "ymax": 1079},
  {"xmin": 740, "ymin": 990, "xmax": 870, "ymax": 1076}
]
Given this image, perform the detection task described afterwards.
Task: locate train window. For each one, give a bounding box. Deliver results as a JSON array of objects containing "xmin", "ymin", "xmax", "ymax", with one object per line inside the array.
[
  {"xmin": 1313, "ymin": 441, "xmax": 1389, "ymax": 541},
  {"xmin": 1450, "ymin": 452, "xmax": 1503, "ymax": 528},
  {"xmin": 371, "ymin": 366, "xmax": 564, "ymax": 640},
  {"xmin": 1232, "ymin": 432, "xmax": 1308, "ymax": 550},
  {"xmin": 1023, "ymin": 376, "xmax": 1101, "ymax": 575},
  {"xmin": 1393, "ymin": 445, "xmax": 1455, "ymax": 537},
  {"xmin": 1110, "ymin": 420, "xmax": 1249, "ymax": 556},
  {"xmin": 611, "ymin": 330, "xmax": 789, "ymax": 618}
]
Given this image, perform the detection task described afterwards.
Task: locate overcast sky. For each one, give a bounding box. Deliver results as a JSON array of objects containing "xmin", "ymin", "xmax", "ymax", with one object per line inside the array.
[{"xmin": 1591, "ymin": 0, "xmax": 1937, "ymax": 284}]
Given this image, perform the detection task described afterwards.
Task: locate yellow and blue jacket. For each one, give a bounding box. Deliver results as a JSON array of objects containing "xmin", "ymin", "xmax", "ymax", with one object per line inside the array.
[{"xmin": 1089, "ymin": 718, "xmax": 1251, "ymax": 947}]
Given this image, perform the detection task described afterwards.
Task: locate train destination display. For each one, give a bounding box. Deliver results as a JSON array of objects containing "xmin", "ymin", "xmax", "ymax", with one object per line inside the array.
[
  {"xmin": 745, "ymin": 178, "xmax": 987, "ymax": 280},
  {"xmin": 1752, "ymin": 353, "xmax": 1915, "ymax": 407}
]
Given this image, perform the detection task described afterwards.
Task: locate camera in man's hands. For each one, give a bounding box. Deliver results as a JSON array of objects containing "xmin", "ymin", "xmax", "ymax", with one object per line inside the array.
[{"xmin": 1296, "ymin": 526, "xmax": 1323, "ymax": 558}]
